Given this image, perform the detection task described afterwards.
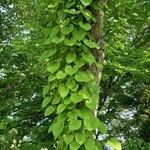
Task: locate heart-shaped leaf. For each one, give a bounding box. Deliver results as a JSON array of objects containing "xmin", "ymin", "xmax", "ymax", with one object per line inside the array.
[
  {"xmin": 79, "ymin": 22, "xmax": 91, "ymax": 31},
  {"xmin": 58, "ymin": 84, "xmax": 69, "ymax": 98},
  {"xmin": 66, "ymin": 51, "xmax": 77, "ymax": 63},
  {"xmin": 80, "ymin": 0, "xmax": 93, "ymax": 6}
]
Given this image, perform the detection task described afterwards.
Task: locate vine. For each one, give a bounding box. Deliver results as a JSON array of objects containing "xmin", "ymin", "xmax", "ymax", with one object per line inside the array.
[{"xmin": 40, "ymin": 0, "xmax": 107, "ymax": 149}]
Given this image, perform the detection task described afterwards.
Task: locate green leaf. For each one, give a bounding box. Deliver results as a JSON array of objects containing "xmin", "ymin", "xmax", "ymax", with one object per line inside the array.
[
  {"xmin": 98, "ymin": 122, "xmax": 107, "ymax": 134},
  {"xmin": 43, "ymin": 85, "xmax": 50, "ymax": 96},
  {"xmin": 52, "ymin": 121, "xmax": 64, "ymax": 138},
  {"xmin": 38, "ymin": 48, "xmax": 57, "ymax": 61},
  {"xmin": 50, "ymin": 25, "xmax": 60, "ymax": 38},
  {"xmin": 42, "ymin": 97, "xmax": 51, "ymax": 108},
  {"xmin": 85, "ymin": 94, "xmax": 99, "ymax": 109},
  {"xmin": 84, "ymin": 138, "xmax": 95, "ymax": 150},
  {"xmin": 73, "ymin": 28, "xmax": 86, "ymax": 41},
  {"xmin": 66, "ymin": 51, "xmax": 77, "ymax": 63},
  {"xmin": 52, "ymin": 96, "xmax": 61, "ymax": 105},
  {"xmin": 67, "ymin": 110, "xmax": 78, "ymax": 120},
  {"xmin": 61, "ymin": 24, "xmax": 74, "ymax": 35},
  {"xmin": 66, "ymin": 1, "xmax": 76, "ymax": 8},
  {"xmin": 65, "ymin": 65, "xmax": 78, "ymax": 76},
  {"xmin": 44, "ymin": 26, "xmax": 60, "ymax": 44},
  {"xmin": 64, "ymin": 38, "xmax": 76, "ymax": 46},
  {"xmin": 81, "ymin": 9, "xmax": 92, "ymax": 21},
  {"xmin": 74, "ymin": 58, "xmax": 85, "ymax": 68},
  {"xmin": 56, "ymin": 71, "xmax": 67, "ymax": 79},
  {"xmin": 57, "ymin": 112, "xmax": 68, "ymax": 122},
  {"xmin": 79, "ymin": 22, "xmax": 91, "ymax": 31},
  {"xmin": 64, "ymin": 9, "xmax": 80, "ymax": 14},
  {"xmin": 63, "ymin": 97, "xmax": 71, "ymax": 105},
  {"xmin": 78, "ymin": 88, "xmax": 90, "ymax": 99},
  {"xmin": 70, "ymin": 93, "xmax": 83, "ymax": 103},
  {"xmin": 58, "ymin": 84, "xmax": 69, "ymax": 98},
  {"xmin": 47, "ymin": 62, "xmax": 60, "ymax": 73},
  {"xmin": 95, "ymin": 141, "xmax": 103, "ymax": 150},
  {"xmin": 69, "ymin": 119, "xmax": 82, "ymax": 131},
  {"xmin": 75, "ymin": 72, "xmax": 94, "ymax": 82},
  {"xmin": 0, "ymin": 122, "xmax": 5, "ymax": 129},
  {"xmin": 45, "ymin": 106, "xmax": 55, "ymax": 116},
  {"xmin": 82, "ymin": 52, "xmax": 95, "ymax": 65},
  {"xmin": 78, "ymin": 107, "xmax": 91, "ymax": 119},
  {"xmin": 48, "ymin": 74, "xmax": 56, "ymax": 82},
  {"xmin": 66, "ymin": 79, "xmax": 76, "ymax": 89},
  {"xmin": 84, "ymin": 116, "xmax": 100, "ymax": 131},
  {"xmin": 88, "ymin": 81, "xmax": 99, "ymax": 93},
  {"xmin": 106, "ymin": 138, "xmax": 122, "ymax": 150},
  {"xmin": 80, "ymin": 0, "xmax": 93, "ymax": 6},
  {"xmin": 83, "ymin": 39, "xmax": 99, "ymax": 49},
  {"xmin": 75, "ymin": 131, "xmax": 86, "ymax": 145},
  {"xmin": 52, "ymin": 35, "xmax": 65, "ymax": 44},
  {"xmin": 71, "ymin": 84, "xmax": 79, "ymax": 92},
  {"xmin": 57, "ymin": 103, "xmax": 66, "ymax": 114},
  {"xmin": 70, "ymin": 140, "xmax": 81, "ymax": 150},
  {"xmin": 64, "ymin": 134, "xmax": 74, "ymax": 144}
]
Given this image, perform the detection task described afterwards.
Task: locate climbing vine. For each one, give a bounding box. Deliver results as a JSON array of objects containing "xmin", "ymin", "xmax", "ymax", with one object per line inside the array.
[{"xmin": 40, "ymin": 0, "xmax": 108, "ymax": 149}]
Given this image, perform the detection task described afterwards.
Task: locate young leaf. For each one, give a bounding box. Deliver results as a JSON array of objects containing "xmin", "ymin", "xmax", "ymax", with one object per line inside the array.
[
  {"xmin": 69, "ymin": 119, "xmax": 82, "ymax": 131},
  {"xmin": 57, "ymin": 103, "xmax": 66, "ymax": 114},
  {"xmin": 64, "ymin": 134, "xmax": 74, "ymax": 144},
  {"xmin": 52, "ymin": 35, "xmax": 65, "ymax": 44},
  {"xmin": 43, "ymin": 85, "xmax": 50, "ymax": 97},
  {"xmin": 67, "ymin": 110, "xmax": 78, "ymax": 119},
  {"xmin": 73, "ymin": 28, "xmax": 86, "ymax": 41},
  {"xmin": 75, "ymin": 131, "xmax": 86, "ymax": 145},
  {"xmin": 61, "ymin": 24, "xmax": 74, "ymax": 35},
  {"xmin": 48, "ymin": 74, "xmax": 56, "ymax": 82},
  {"xmin": 82, "ymin": 52, "xmax": 95, "ymax": 65},
  {"xmin": 98, "ymin": 122, "xmax": 107, "ymax": 134},
  {"xmin": 83, "ymin": 39, "xmax": 99, "ymax": 49},
  {"xmin": 65, "ymin": 65, "xmax": 78, "ymax": 76},
  {"xmin": 81, "ymin": 9, "xmax": 92, "ymax": 21},
  {"xmin": 70, "ymin": 93, "xmax": 83, "ymax": 103},
  {"xmin": 74, "ymin": 58, "xmax": 86, "ymax": 68},
  {"xmin": 45, "ymin": 106, "xmax": 55, "ymax": 116},
  {"xmin": 86, "ymin": 94, "xmax": 99, "ymax": 109},
  {"xmin": 79, "ymin": 22, "xmax": 91, "ymax": 31},
  {"xmin": 66, "ymin": 51, "xmax": 77, "ymax": 63},
  {"xmin": 69, "ymin": 140, "xmax": 81, "ymax": 150},
  {"xmin": 66, "ymin": 79, "xmax": 76, "ymax": 89},
  {"xmin": 106, "ymin": 138, "xmax": 122, "ymax": 150},
  {"xmin": 75, "ymin": 72, "xmax": 94, "ymax": 82},
  {"xmin": 52, "ymin": 121, "xmax": 64, "ymax": 138},
  {"xmin": 56, "ymin": 71, "xmax": 67, "ymax": 79},
  {"xmin": 47, "ymin": 62, "xmax": 60, "ymax": 73},
  {"xmin": 84, "ymin": 138, "xmax": 95, "ymax": 150},
  {"xmin": 57, "ymin": 112, "xmax": 68, "ymax": 122},
  {"xmin": 78, "ymin": 107, "xmax": 91, "ymax": 119},
  {"xmin": 52, "ymin": 96, "xmax": 61, "ymax": 105},
  {"xmin": 64, "ymin": 38, "xmax": 76, "ymax": 46},
  {"xmin": 71, "ymin": 84, "xmax": 79, "ymax": 92},
  {"xmin": 80, "ymin": 0, "xmax": 93, "ymax": 6},
  {"xmin": 42, "ymin": 97, "xmax": 51, "ymax": 108},
  {"xmin": 58, "ymin": 84, "xmax": 69, "ymax": 98},
  {"xmin": 64, "ymin": 9, "xmax": 80, "ymax": 14},
  {"xmin": 38, "ymin": 48, "xmax": 57, "ymax": 61},
  {"xmin": 84, "ymin": 116, "xmax": 99, "ymax": 131},
  {"xmin": 63, "ymin": 97, "xmax": 71, "ymax": 105}
]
